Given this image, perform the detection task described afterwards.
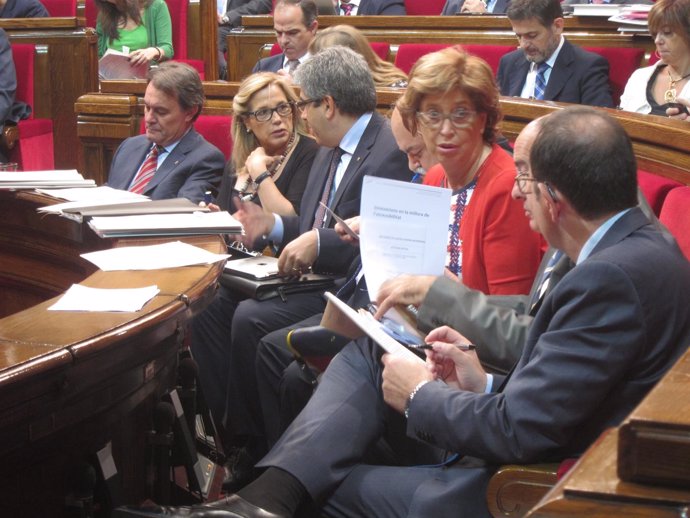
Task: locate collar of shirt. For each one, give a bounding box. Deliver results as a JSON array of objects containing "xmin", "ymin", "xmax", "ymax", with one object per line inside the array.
[
  {"xmin": 521, "ymin": 35, "xmax": 565, "ymax": 98},
  {"xmin": 282, "ymin": 52, "xmax": 311, "ymax": 69},
  {"xmin": 334, "ymin": 112, "xmax": 372, "ymax": 189},
  {"xmin": 577, "ymin": 208, "xmax": 631, "ymax": 264},
  {"xmin": 340, "ymin": 1, "xmax": 359, "ymax": 15},
  {"xmin": 153, "ymin": 128, "xmax": 189, "ymax": 168}
]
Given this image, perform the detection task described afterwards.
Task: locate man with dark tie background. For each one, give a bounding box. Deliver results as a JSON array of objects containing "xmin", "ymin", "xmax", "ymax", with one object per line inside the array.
[
  {"xmin": 217, "ymin": 0, "xmax": 272, "ymax": 79},
  {"xmin": 105, "ymin": 62, "xmax": 224, "ymax": 203},
  {"xmin": 252, "ymin": 0, "xmax": 318, "ymax": 77},
  {"xmin": 337, "ymin": 0, "xmax": 406, "ymax": 16},
  {"xmin": 496, "ymin": 0, "xmax": 614, "ymax": 107}
]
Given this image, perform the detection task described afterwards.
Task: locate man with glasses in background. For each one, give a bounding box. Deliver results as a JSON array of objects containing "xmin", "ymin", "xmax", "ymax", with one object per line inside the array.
[
  {"xmin": 497, "ymin": 0, "xmax": 614, "ymax": 107},
  {"xmin": 252, "ymin": 0, "xmax": 318, "ymax": 78}
]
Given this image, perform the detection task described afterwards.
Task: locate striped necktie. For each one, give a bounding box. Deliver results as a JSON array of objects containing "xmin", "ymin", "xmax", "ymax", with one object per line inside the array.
[
  {"xmin": 340, "ymin": 2, "xmax": 354, "ymax": 15},
  {"xmin": 129, "ymin": 144, "xmax": 161, "ymax": 194},
  {"xmin": 533, "ymin": 62, "xmax": 550, "ymax": 101},
  {"xmin": 312, "ymin": 147, "xmax": 344, "ymax": 229}
]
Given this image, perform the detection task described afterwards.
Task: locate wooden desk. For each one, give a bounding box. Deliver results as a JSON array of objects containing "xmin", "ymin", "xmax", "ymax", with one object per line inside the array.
[
  {"xmin": 227, "ymin": 15, "xmax": 654, "ymax": 81},
  {"xmin": 0, "ymin": 190, "xmax": 225, "ymax": 515}
]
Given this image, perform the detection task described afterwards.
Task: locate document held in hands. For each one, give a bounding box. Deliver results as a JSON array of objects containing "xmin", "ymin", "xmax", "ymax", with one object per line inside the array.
[{"xmin": 359, "ymin": 177, "xmax": 451, "ymax": 299}]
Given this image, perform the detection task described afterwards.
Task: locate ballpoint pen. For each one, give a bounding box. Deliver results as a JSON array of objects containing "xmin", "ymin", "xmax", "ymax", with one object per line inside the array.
[{"xmin": 408, "ymin": 343, "xmax": 477, "ymax": 351}]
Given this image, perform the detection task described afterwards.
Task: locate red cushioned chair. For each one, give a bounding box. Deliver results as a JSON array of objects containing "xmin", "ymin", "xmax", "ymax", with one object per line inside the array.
[
  {"xmin": 637, "ymin": 169, "xmax": 683, "ymax": 216},
  {"xmin": 404, "ymin": 0, "xmax": 447, "ymax": 15},
  {"xmin": 84, "ymin": 0, "xmax": 97, "ymax": 28},
  {"xmin": 9, "ymin": 44, "xmax": 54, "ymax": 171},
  {"xmin": 659, "ymin": 186, "xmax": 690, "ymax": 260},
  {"xmin": 139, "ymin": 114, "xmax": 233, "ymax": 160},
  {"xmin": 584, "ymin": 47, "xmax": 645, "ymax": 107},
  {"xmin": 165, "ymin": 0, "xmax": 206, "ymax": 79},
  {"xmin": 41, "ymin": 0, "xmax": 76, "ymax": 16},
  {"xmin": 394, "ymin": 43, "xmax": 513, "ymax": 75}
]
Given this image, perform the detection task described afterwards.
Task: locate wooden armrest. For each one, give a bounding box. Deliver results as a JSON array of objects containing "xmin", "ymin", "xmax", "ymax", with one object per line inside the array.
[
  {"xmin": 0, "ymin": 124, "xmax": 18, "ymax": 153},
  {"xmin": 487, "ymin": 463, "xmax": 558, "ymax": 517}
]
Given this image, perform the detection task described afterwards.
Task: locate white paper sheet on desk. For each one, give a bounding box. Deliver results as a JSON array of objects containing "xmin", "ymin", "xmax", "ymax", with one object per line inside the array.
[
  {"xmin": 81, "ymin": 241, "xmax": 230, "ymax": 271},
  {"xmin": 359, "ymin": 177, "xmax": 451, "ymax": 299},
  {"xmin": 37, "ymin": 186, "xmax": 149, "ymax": 210},
  {"xmin": 48, "ymin": 284, "xmax": 160, "ymax": 312}
]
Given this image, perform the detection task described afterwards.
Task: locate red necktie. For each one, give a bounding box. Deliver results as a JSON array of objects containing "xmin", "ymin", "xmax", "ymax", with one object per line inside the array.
[
  {"xmin": 340, "ymin": 2, "xmax": 354, "ymax": 15},
  {"xmin": 313, "ymin": 147, "xmax": 344, "ymax": 229},
  {"xmin": 129, "ymin": 144, "xmax": 160, "ymax": 194}
]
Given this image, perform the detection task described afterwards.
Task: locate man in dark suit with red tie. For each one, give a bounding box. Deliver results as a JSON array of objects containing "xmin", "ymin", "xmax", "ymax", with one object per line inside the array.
[{"xmin": 106, "ymin": 62, "xmax": 224, "ymax": 203}]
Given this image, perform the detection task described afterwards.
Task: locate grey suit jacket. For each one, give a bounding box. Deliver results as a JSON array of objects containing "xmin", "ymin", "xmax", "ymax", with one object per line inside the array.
[
  {"xmin": 497, "ymin": 38, "xmax": 614, "ymax": 107},
  {"xmin": 441, "ymin": 0, "xmax": 510, "ymax": 14},
  {"xmin": 252, "ymin": 53, "xmax": 284, "ymax": 74},
  {"xmin": 410, "ymin": 207, "xmax": 690, "ymax": 472},
  {"xmin": 282, "ymin": 112, "xmax": 412, "ymax": 275},
  {"xmin": 222, "ymin": 0, "xmax": 271, "ymax": 26},
  {"xmin": 106, "ymin": 129, "xmax": 224, "ymax": 203}
]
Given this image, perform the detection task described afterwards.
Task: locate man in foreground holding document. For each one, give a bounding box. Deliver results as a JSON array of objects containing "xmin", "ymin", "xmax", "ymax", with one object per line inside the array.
[
  {"xmin": 116, "ymin": 108, "xmax": 690, "ymax": 516},
  {"xmin": 106, "ymin": 62, "xmax": 224, "ymax": 203}
]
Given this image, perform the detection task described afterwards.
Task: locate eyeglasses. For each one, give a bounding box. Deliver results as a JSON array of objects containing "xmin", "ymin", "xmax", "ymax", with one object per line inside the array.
[
  {"xmin": 416, "ymin": 108, "xmax": 475, "ymax": 130},
  {"xmin": 514, "ymin": 173, "xmax": 558, "ymax": 200},
  {"xmin": 245, "ymin": 102, "xmax": 293, "ymax": 122},
  {"xmin": 295, "ymin": 98, "xmax": 323, "ymax": 112}
]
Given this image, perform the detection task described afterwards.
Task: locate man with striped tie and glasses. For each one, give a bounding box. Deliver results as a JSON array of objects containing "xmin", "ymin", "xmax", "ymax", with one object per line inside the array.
[
  {"xmin": 106, "ymin": 62, "xmax": 224, "ymax": 202},
  {"xmin": 497, "ymin": 0, "xmax": 613, "ymax": 107}
]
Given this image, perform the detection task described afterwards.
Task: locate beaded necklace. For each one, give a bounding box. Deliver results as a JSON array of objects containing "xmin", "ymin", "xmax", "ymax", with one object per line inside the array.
[
  {"xmin": 236, "ymin": 131, "xmax": 296, "ymax": 202},
  {"xmin": 664, "ymin": 66, "xmax": 690, "ymax": 103}
]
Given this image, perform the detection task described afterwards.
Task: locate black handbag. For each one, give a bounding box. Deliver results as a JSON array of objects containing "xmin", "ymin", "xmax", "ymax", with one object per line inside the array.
[{"xmin": 220, "ymin": 271, "xmax": 337, "ymax": 302}]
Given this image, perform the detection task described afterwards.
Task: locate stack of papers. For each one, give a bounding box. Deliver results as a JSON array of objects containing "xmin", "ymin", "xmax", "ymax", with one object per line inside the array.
[
  {"xmin": 0, "ymin": 170, "xmax": 96, "ymax": 189},
  {"xmin": 37, "ymin": 186, "xmax": 150, "ymax": 220},
  {"xmin": 572, "ymin": 4, "xmax": 622, "ymax": 17},
  {"xmin": 99, "ymin": 49, "xmax": 149, "ymax": 80},
  {"xmin": 40, "ymin": 196, "xmax": 208, "ymax": 222},
  {"xmin": 88, "ymin": 211, "xmax": 243, "ymax": 238},
  {"xmin": 48, "ymin": 284, "xmax": 160, "ymax": 312},
  {"xmin": 609, "ymin": 4, "xmax": 652, "ymax": 30}
]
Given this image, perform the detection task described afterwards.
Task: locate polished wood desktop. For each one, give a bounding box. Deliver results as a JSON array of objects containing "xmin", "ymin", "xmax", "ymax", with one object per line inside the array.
[{"xmin": 0, "ymin": 190, "xmax": 225, "ymax": 515}]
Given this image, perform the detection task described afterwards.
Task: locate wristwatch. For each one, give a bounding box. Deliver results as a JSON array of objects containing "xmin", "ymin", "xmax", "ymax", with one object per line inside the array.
[{"xmin": 221, "ymin": 14, "xmax": 230, "ymax": 24}]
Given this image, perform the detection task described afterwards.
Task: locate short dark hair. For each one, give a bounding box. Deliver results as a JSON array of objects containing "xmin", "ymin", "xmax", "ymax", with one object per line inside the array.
[
  {"xmin": 275, "ymin": 0, "xmax": 318, "ymax": 28},
  {"xmin": 507, "ymin": 0, "xmax": 563, "ymax": 26},
  {"xmin": 530, "ymin": 107, "xmax": 638, "ymax": 220},
  {"xmin": 147, "ymin": 62, "xmax": 205, "ymax": 121}
]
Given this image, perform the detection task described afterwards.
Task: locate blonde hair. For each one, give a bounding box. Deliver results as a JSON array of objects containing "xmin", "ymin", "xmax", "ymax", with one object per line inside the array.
[
  {"xmin": 309, "ymin": 25, "xmax": 408, "ymax": 88},
  {"xmin": 231, "ymin": 72, "xmax": 304, "ymax": 170},
  {"xmin": 398, "ymin": 46, "xmax": 501, "ymax": 144}
]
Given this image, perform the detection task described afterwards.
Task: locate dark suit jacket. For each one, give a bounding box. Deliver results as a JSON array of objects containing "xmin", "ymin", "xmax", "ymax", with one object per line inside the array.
[
  {"xmin": 106, "ymin": 129, "xmax": 224, "ymax": 203},
  {"xmin": 497, "ymin": 38, "xmax": 614, "ymax": 107},
  {"xmin": 252, "ymin": 53, "xmax": 284, "ymax": 74},
  {"xmin": 356, "ymin": 0, "xmax": 406, "ymax": 15},
  {"xmin": 441, "ymin": 0, "xmax": 510, "ymax": 14},
  {"xmin": 282, "ymin": 112, "xmax": 412, "ymax": 274},
  {"xmin": 222, "ymin": 0, "xmax": 271, "ymax": 26},
  {"xmin": 0, "ymin": 0, "xmax": 49, "ymax": 18}
]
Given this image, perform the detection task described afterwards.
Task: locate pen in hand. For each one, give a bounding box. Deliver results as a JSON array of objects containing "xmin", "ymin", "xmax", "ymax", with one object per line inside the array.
[{"xmin": 409, "ymin": 343, "xmax": 477, "ymax": 351}]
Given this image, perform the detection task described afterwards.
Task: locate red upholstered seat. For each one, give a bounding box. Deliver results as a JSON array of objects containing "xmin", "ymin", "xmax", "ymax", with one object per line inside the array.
[
  {"xmin": 584, "ymin": 47, "xmax": 645, "ymax": 107},
  {"xmin": 166, "ymin": 0, "xmax": 205, "ymax": 79},
  {"xmin": 659, "ymin": 186, "xmax": 690, "ymax": 260},
  {"xmin": 139, "ymin": 115, "xmax": 233, "ymax": 160},
  {"xmin": 10, "ymin": 44, "xmax": 54, "ymax": 171},
  {"xmin": 84, "ymin": 0, "xmax": 97, "ymax": 28},
  {"xmin": 270, "ymin": 43, "xmax": 282, "ymax": 56},
  {"xmin": 637, "ymin": 169, "xmax": 683, "ymax": 216},
  {"xmin": 41, "ymin": 0, "xmax": 76, "ymax": 16},
  {"xmin": 404, "ymin": 0, "xmax": 446, "ymax": 15},
  {"xmin": 394, "ymin": 43, "xmax": 513, "ymax": 75}
]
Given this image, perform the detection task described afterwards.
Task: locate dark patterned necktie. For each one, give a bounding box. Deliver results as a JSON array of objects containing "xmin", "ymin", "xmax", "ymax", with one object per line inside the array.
[
  {"xmin": 129, "ymin": 144, "xmax": 161, "ymax": 194},
  {"xmin": 312, "ymin": 147, "xmax": 344, "ymax": 229}
]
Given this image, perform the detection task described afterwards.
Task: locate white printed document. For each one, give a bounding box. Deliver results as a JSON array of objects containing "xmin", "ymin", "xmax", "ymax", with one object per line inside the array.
[
  {"xmin": 81, "ymin": 241, "xmax": 230, "ymax": 271},
  {"xmin": 359, "ymin": 177, "xmax": 451, "ymax": 299},
  {"xmin": 48, "ymin": 284, "xmax": 160, "ymax": 312}
]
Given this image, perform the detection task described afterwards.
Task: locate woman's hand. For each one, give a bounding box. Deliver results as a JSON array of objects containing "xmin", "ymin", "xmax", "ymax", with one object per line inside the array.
[
  {"xmin": 129, "ymin": 47, "xmax": 161, "ymax": 66},
  {"xmin": 245, "ymin": 148, "xmax": 276, "ymax": 180},
  {"xmin": 424, "ymin": 326, "xmax": 487, "ymax": 393},
  {"xmin": 666, "ymin": 98, "xmax": 690, "ymax": 121}
]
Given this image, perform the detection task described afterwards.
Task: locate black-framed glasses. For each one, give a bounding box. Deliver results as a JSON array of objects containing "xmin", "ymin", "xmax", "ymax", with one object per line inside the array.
[
  {"xmin": 295, "ymin": 98, "xmax": 323, "ymax": 112},
  {"xmin": 514, "ymin": 173, "xmax": 558, "ymax": 200},
  {"xmin": 416, "ymin": 107, "xmax": 475, "ymax": 130},
  {"xmin": 245, "ymin": 102, "xmax": 293, "ymax": 122}
]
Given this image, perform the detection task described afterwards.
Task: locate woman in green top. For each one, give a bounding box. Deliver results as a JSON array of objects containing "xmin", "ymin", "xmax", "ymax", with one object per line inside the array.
[{"xmin": 95, "ymin": 0, "xmax": 173, "ymax": 66}]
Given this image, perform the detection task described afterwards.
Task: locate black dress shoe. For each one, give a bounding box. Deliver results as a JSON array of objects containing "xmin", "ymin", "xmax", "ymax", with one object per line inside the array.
[
  {"xmin": 113, "ymin": 494, "xmax": 285, "ymax": 518},
  {"xmin": 222, "ymin": 447, "xmax": 259, "ymax": 493}
]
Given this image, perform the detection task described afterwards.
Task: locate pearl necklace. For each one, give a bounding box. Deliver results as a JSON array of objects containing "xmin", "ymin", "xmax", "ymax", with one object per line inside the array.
[
  {"xmin": 237, "ymin": 132, "xmax": 296, "ymax": 202},
  {"xmin": 664, "ymin": 66, "xmax": 690, "ymax": 103}
]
